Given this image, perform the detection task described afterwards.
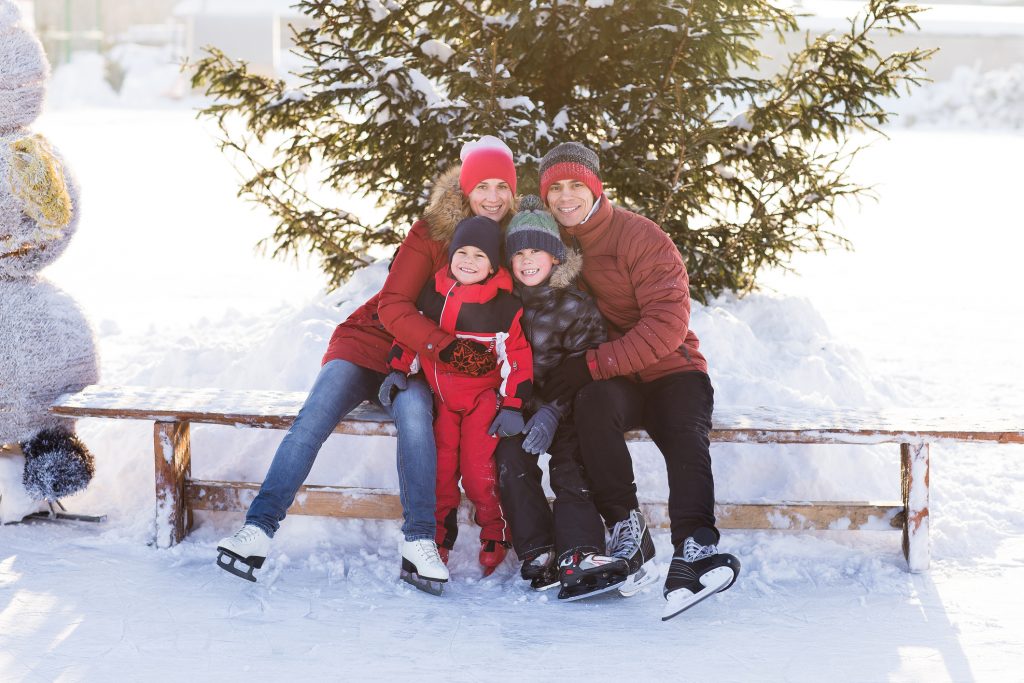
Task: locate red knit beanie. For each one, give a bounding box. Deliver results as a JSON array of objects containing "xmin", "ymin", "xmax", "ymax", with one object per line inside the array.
[
  {"xmin": 539, "ymin": 142, "xmax": 603, "ymax": 201},
  {"xmin": 459, "ymin": 135, "xmax": 517, "ymax": 195}
]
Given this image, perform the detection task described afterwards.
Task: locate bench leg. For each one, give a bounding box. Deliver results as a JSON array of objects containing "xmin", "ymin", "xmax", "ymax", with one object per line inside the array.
[
  {"xmin": 154, "ymin": 421, "xmax": 192, "ymax": 548},
  {"xmin": 901, "ymin": 442, "xmax": 930, "ymax": 572}
]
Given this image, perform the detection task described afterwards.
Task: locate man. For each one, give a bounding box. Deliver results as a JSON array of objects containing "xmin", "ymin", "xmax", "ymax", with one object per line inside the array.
[{"xmin": 539, "ymin": 142, "xmax": 740, "ymax": 619}]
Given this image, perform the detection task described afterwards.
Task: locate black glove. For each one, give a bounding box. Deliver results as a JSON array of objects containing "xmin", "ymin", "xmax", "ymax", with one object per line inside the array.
[
  {"xmin": 543, "ymin": 354, "xmax": 593, "ymax": 403},
  {"xmin": 440, "ymin": 338, "xmax": 496, "ymax": 377},
  {"xmin": 377, "ymin": 370, "xmax": 408, "ymax": 407},
  {"xmin": 488, "ymin": 408, "xmax": 525, "ymax": 438},
  {"xmin": 522, "ymin": 404, "xmax": 560, "ymax": 455}
]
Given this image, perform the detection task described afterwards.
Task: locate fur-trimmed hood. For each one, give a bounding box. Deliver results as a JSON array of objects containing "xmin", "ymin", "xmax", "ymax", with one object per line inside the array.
[
  {"xmin": 548, "ymin": 247, "xmax": 583, "ymax": 290},
  {"xmin": 423, "ymin": 166, "xmax": 467, "ymax": 244},
  {"xmin": 423, "ymin": 164, "xmax": 518, "ymax": 244}
]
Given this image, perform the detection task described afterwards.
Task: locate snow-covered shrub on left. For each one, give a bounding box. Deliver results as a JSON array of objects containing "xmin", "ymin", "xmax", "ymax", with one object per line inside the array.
[{"xmin": 0, "ymin": 0, "xmax": 99, "ymax": 522}]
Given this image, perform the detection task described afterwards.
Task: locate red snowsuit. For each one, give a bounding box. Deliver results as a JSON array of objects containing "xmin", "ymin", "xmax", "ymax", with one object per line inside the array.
[{"xmin": 390, "ymin": 266, "xmax": 533, "ymax": 550}]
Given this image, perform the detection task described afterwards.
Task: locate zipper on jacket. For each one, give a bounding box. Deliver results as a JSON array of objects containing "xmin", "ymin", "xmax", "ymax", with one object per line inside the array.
[{"xmin": 434, "ymin": 280, "xmax": 459, "ymax": 405}]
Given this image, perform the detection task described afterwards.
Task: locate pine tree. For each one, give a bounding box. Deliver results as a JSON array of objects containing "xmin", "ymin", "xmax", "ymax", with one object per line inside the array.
[{"xmin": 191, "ymin": 0, "xmax": 932, "ymax": 301}]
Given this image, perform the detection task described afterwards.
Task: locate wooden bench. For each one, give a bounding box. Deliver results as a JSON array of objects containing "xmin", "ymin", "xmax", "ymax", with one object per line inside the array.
[{"xmin": 50, "ymin": 385, "xmax": 1024, "ymax": 573}]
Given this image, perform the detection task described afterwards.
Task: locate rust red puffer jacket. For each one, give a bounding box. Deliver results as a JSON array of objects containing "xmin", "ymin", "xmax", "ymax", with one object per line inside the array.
[{"xmin": 559, "ymin": 197, "xmax": 708, "ymax": 382}]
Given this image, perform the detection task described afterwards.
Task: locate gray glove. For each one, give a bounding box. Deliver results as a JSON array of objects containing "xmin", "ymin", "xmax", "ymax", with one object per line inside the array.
[
  {"xmin": 487, "ymin": 408, "xmax": 525, "ymax": 438},
  {"xmin": 522, "ymin": 403, "xmax": 560, "ymax": 455},
  {"xmin": 378, "ymin": 371, "xmax": 408, "ymax": 407}
]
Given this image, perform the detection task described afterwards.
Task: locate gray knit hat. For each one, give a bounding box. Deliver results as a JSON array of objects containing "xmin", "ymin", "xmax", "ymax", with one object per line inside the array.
[
  {"xmin": 504, "ymin": 195, "xmax": 567, "ymax": 264},
  {"xmin": 539, "ymin": 142, "xmax": 603, "ymax": 200}
]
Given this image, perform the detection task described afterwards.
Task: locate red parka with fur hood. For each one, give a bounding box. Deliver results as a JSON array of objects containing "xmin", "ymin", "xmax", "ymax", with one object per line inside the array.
[
  {"xmin": 559, "ymin": 197, "xmax": 708, "ymax": 382},
  {"xmin": 321, "ymin": 167, "xmax": 475, "ymax": 371}
]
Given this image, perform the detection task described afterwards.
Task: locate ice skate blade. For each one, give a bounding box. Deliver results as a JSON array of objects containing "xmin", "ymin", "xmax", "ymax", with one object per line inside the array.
[
  {"xmin": 400, "ymin": 568, "xmax": 446, "ymax": 596},
  {"xmin": 661, "ymin": 566, "xmax": 733, "ymax": 621},
  {"xmin": 216, "ymin": 550, "xmax": 260, "ymax": 583},
  {"xmin": 558, "ymin": 576, "xmax": 628, "ymax": 602},
  {"xmin": 618, "ymin": 561, "xmax": 659, "ymax": 597},
  {"xmin": 531, "ymin": 577, "xmax": 560, "ymax": 591},
  {"xmin": 400, "ymin": 557, "xmax": 449, "ymax": 583},
  {"xmin": 23, "ymin": 510, "xmax": 107, "ymax": 523}
]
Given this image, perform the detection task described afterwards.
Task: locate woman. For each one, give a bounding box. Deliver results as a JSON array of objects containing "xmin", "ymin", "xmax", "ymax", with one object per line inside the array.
[{"xmin": 216, "ymin": 135, "xmax": 518, "ymax": 596}]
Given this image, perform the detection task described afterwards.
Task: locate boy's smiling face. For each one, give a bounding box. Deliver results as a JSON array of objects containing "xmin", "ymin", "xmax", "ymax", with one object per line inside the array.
[
  {"xmin": 451, "ymin": 245, "xmax": 493, "ymax": 285},
  {"xmin": 511, "ymin": 248, "xmax": 558, "ymax": 287}
]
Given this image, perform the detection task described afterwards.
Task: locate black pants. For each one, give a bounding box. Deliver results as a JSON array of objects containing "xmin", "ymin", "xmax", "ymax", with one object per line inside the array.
[
  {"xmin": 574, "ymin": 371, "xmax": 718, "ymax": 548},
  {"xmin": 495, "ymin": 423, "xmax": 606, "ymax": 561}
]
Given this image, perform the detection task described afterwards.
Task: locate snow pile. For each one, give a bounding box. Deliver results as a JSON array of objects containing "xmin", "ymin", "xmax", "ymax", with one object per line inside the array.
[
  {"xmin": 47, "ymin": 47, "xmax": 191, "ymax": 111},
  {"xmin": 888, "ymin": 63, "xmax": 1024, "ymax": 130},
  {"xmin": 46, "ymin": 52, "xmax": 119, "ymax": 109},
  {"xmin": 107, "ymin": 43, "xmax": 187, "ymax": 106},
  {"xmin": 697, "ymin": 294, "xmax": 896, "ymax": 409}
]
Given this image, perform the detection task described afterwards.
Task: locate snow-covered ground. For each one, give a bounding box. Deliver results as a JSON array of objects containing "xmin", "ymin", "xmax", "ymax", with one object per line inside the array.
[{"xmin": 3, "ymin": 54, "xmax": 1024, "ymax": 681}]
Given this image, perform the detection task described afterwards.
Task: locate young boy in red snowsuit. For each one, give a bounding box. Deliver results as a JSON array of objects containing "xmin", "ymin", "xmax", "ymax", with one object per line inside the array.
[{"xmin": 384, "ymin": 215, "xmax": 533, "ymax": 576}]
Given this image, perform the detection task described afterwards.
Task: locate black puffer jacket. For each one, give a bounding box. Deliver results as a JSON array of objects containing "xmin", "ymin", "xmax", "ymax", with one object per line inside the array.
[{"xmin": 516, "ymin": 249, "xmax": 607, "ymax": 418}]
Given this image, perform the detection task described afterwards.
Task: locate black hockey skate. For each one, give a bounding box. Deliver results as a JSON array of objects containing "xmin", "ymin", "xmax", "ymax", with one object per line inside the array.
[
  {"xmin": 557, "ymin": 550, "xmax": 630, "ymax": 602},
  {"xmin": 521, "ymin": 551, "xmax": 558, "ymax": 591},
  {"xmin": 608, "ymin": 509, "xmax": 658, "ymax": 597},
  {"xmin": 662, "ymin": 528, "xmax": 740, "ymax": 621}
]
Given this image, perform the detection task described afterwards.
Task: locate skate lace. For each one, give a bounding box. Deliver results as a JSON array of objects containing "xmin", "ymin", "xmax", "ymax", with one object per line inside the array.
[
  {"xmin": 529, "ymin": 551, "xmax": 552, "ymax": 569},
  {"xmin": 682, "ymin": 537, "xmax": 717, "ymax": 563},
  {"xmin": 608, "ymin": 514, "xmax": 641, "ymax": 560},
  {"xmin": 234, "ymin": 525, "xmax": 262, "ymax": 544},
  {"xmin": 416, "ymin": 539, "xmax": 444, "ymax": 566}
]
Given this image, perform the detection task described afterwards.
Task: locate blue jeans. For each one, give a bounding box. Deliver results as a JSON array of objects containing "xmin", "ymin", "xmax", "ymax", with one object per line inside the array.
[{"xmin": 246, "ymin": 359, "xmax": 437, "ymax": 541}]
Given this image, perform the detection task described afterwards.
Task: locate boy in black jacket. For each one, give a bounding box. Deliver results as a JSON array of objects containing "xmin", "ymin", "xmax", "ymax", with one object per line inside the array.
[{"xmin": 499, "ymin": 196, "xmax": 632, "ymax": 600}]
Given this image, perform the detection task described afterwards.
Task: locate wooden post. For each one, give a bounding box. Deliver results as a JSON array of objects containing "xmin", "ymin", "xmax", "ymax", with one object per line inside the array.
[
  {"xmin": 153, "ymin": 421, "xmax": 192, "ymax": 548},
  {"xmin": 901, "ymin": 442, "xmax": 930, "ymax": 572}
]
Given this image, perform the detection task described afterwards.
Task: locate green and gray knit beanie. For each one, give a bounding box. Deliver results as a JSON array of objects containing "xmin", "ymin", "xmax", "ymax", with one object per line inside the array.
[{"xmin": 504, "ymin": 195, "xmax": 567, "ymax": 264}]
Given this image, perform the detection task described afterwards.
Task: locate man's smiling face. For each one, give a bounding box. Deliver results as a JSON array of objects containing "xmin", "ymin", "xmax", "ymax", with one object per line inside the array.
[{"xmin": 545, "ymin": 179, "xmax": 595, "ymax": 227}]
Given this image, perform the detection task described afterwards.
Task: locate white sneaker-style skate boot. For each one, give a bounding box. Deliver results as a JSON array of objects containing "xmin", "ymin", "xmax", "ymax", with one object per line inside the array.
[
  {"xmin": 216, "ymin": 524, "xmax": 272, "ymax": 582},
  {"xmin": 400, "ymin": 538, "xmax": 449, "ymax": 596}
]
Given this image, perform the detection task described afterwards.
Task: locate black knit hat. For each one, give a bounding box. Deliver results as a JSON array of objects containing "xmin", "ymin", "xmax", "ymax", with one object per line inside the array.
[
  {"xmin": 504, "ymin": 195, "xmax": 566, "ymax": 263},
  {"xmin": 539, "ymin": 141, "xmax": 603, "ymax": 200},
  {"xmin": 449, "ymin": 215, "xmax": 501, "ymax": 271}
]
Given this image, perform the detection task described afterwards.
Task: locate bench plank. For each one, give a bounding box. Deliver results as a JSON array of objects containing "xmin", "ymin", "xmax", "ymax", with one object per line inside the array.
[
  {"xmin": 52, "ymin": 385, "xmax": 1024, "ymax": 444},
  {"xmin": 53, "ymin": 386, "xmax": 397, "ymax": 437},
  {"xmin": 187, "ymin": 479, "xmax": 904, "ymax": 532}
]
